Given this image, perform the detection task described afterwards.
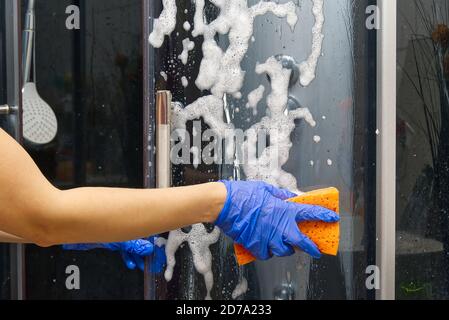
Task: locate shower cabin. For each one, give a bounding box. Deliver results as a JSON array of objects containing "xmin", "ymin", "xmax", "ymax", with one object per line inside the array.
[{"xmin": 1, "ymin": 0, "xmax": 448, "ymax": 300}]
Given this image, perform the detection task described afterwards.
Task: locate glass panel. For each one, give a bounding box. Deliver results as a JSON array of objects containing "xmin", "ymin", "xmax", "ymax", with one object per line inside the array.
[
  {"xmin": 22, "ymin": 0, "xmax": 145, "ymax": 299},
  {"xmin": 146, "ymin": 0, "xmax": 377, "ymax": 300},
  {"xmin": 0, "ymin": 0, "xmax": 21, "ymax": 300},
  {"xmin": 397, "ymin": 0, "xmax": 449, "ymax": 299}
]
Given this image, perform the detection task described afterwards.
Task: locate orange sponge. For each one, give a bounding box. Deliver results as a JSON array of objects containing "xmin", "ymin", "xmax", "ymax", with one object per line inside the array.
[{"xmin": 234, "ymin": 187, "xmax": 340, "ymax": 266}]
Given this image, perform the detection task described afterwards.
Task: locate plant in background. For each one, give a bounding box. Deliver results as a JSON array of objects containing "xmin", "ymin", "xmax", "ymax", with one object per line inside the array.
[{"xmin": 399, "ymin": 0, "xmax": 449, "ymax": 296}]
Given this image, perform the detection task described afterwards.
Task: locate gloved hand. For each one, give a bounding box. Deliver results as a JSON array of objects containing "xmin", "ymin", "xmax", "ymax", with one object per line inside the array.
[
  {"xmin": 215, "ymin": 180, "xmax": 340, "ymax": 260},
  {"xmin": 62, "ymin": 237, "xmax": 166, "ymax": 273}
]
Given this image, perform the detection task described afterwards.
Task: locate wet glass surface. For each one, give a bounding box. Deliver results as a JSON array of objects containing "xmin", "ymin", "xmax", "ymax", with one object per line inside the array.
[
  {"xmin": 22, "ymin": 0, "xmax": 145, "ymax": 299},
  {"xmin": 397, "ymin": 0, "xmax": 449, "ymax": 299},
  {"xmin": 146, "ymin": 0, "xmax": 377, "ymax": 300}
]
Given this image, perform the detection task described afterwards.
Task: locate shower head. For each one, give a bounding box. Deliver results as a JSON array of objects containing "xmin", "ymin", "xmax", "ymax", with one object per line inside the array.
[
  {"xmin": 22, "ymin": 0, "xmax": 58, "ymax": 145},
  {"xmin": 22, "ymin": 83, "xmax": 58, "ymax": 145}
]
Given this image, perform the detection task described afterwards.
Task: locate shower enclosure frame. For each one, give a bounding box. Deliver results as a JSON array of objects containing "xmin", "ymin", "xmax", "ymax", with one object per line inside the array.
[
  {"xmin": 1, "ymin": 0, "xmax": 25, "ymax": 300},
  {"xmin": 376, "ymin": 0, "xmax": 397, "ymax": 300},
  {"xmin": 0, "ymin": 0, "xmax": 397, "ymax": 300}
]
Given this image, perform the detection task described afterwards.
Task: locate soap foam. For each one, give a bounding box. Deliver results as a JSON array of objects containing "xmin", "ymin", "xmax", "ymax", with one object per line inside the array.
[
  {"xmin": 160, "ymin": 71, "xmax": 168, "ymax": 82},
  {"xmin": 243, "ymin": 57, "xmax": 316, "ymax": 192},
  {"xmin": 181, "ymin": 76, "xmax": 189, "ymax": 88},
  {"xmin": 149, "ymin": 0, "xmax": 177, "ymax": 48},
  {"xmin": 179, "ymin": 38, "xmax": 195, "ymax": 65},
  {"xmin": 232, "ymin": 277, "xmax": 248, "ymax": 299},
  {"xmin": 164, "ymin": 224, "xmax": 220, "ymax": 300},
  {"xmin": 298, "ymin": 0, "xmax": 324, "ymax": 87},
  {"xmin": 246, "ymin": 85, "xmax": 265, "ymax": 115},
  {"xmin": 191, "ymin": 0, "xmax": 299, "ymax": 97}
]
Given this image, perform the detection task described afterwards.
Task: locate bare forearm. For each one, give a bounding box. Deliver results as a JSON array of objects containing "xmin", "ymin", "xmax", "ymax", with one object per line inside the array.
[
  {"xmin": 0, "ymin": 128, "xmax": 226, "ymax": 247},
  {"xmin": 46, "ymin": 183, "xmax": 225, "ymax": 245}
]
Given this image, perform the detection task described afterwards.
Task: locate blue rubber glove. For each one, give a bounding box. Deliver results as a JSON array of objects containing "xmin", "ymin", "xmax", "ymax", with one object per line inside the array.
[
  {"xmin": 62, "ymin": 237, "xmax": 166, "ymax": 273},
  {"xmin": 215, "ymin": 180, "xmax": 340, "ymax": 260}
]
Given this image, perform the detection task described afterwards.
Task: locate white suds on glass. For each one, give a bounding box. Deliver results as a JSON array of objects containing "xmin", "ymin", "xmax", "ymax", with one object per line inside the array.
[
  {"xmin": 298, "ymin": 0, "xmax": 324, "ymax": 87},
  {"xmin": 181, "ymin": 76, "xmax": 189, "ymax": 88},
  {"xmin": 243, "ymin": 57, "xmax": 316, "ymax": 192},
  {"xmin": 164, "ymin": 225, "xmax": 220, "ymax": 300},
  {"xmin": 179, "ymin": 38, "xmax": 195, "ymax": 65},
  {"xmin": 149, "ymin": 0, "xmax": 177, "ymax": 48},
  {"xmin": 232, "ymin": 277, "xmax": 248, "ymax": 299},
  {"xmin": 246, "ymin": 85, "xmax": 265, "ymax": 115}
]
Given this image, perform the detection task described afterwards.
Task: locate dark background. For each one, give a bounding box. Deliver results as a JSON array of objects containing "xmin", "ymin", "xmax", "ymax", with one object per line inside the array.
[{"xmin": 22, "ymin": 0, "xmax": 145, "ymax": 299}]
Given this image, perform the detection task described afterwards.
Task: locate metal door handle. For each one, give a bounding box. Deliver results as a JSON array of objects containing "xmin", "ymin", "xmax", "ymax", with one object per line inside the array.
[
  {"xmin": 0, "ymin": 104, "xmax": 18, "ymax": 115},
  {"xmin": 156, "ymin": 90, "xmax": 172, "ymax": 189}
]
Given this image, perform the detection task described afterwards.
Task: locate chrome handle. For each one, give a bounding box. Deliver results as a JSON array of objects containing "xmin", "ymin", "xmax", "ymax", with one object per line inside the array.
[
  {"xmin": 156, "ymin": 90, "xmax": 172, "ymax": 189},
  {"xmin": 0, "ymin": 104, "xmax": 18, "ymax": 115}
]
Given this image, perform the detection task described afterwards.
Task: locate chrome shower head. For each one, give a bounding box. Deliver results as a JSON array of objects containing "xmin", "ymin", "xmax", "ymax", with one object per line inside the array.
[
  {"xmin": 22, "ymin": 0, "xmax": 58, "ymax": 145},
  {"xmin": 22, "ymin": 83, "xmax": 58, "ymax": 145}
]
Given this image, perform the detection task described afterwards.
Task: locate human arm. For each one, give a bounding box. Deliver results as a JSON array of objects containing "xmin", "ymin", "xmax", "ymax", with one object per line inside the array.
[
  {"xmin": 0, "ymin": 128, "xmax": 226, "ymax": 247},
  {"xmin": 0, "ymin": 128, "xmax": 339, "ymax": 260},
  {"xmin": 0, "ymin": 231, "xmax": 27, "ymax": 243}
]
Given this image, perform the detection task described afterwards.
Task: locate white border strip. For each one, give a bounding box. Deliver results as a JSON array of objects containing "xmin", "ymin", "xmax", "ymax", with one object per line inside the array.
[{"xmin": 376, "ymin": 0, "xmax": 397, "ymax": 300}]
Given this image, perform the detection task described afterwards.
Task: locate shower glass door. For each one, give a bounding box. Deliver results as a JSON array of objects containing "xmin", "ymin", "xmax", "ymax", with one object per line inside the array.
[
  {"xmin": 396, "ymin": 0, "xmax": 449, "ymax": 300},
  {"xmin": 0, "ymin": 0, "xmax": 22, "ymax": 300},
  {"xmin": 21, "ymin": 0, "xmax": 146, "ymax": 300},
  {"xmin": 145, "ymin": 0, "xmax": 378, "ymax": 300}
]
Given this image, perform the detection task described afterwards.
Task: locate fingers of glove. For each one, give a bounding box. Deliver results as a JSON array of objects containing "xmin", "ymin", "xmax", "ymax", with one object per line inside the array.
[
  {"xmin": 122, "ymin": 240, "xmax": 155, "ymax": 256},
  {"xmin": 262, "ymin": 182, "xmax": 297, "ymax": 200},
  {"xmin": 133, "ymin": 255, "xmax": 146, "ymax": 271},
  {"xmin": 269, "ymin": 242, "xmax": 295, "ymax": 257},
  {"xmin": 123, "ymin": 251, "xmax": 161, "ymax": 272},
  {"xmin": 246, "ymin": 244, "xmax": 271, "ymax": 261},
  {"xmin": 121, "ymin": 252, "xmax": 137, "ymax": 270},
  {"xmin": 287, "ymin": 202, "xmax": 340, "ymax": 223},
  {"xmin": 284, "ymin": 227, "xmax": 322, "ymax": 259}
]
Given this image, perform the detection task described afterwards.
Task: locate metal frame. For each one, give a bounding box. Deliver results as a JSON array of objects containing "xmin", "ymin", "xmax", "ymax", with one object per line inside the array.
[
  {"xmin": 4, "ymin": 0, "xmax": 25, "ymax": 300},
  {"xmin": 376, "ymin": 0, "xmax": 397, "ymax": 300},
  {"xmin": 143, "ymin": 0, "xmax": 157, "ymax": 300},
  {"xmin": 0, "ymin": 0, "xmax": 405, "ymax": 301},
  {"xmin": 2, "ymin": 0, "xmax": 400, "ymax": 302}
]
